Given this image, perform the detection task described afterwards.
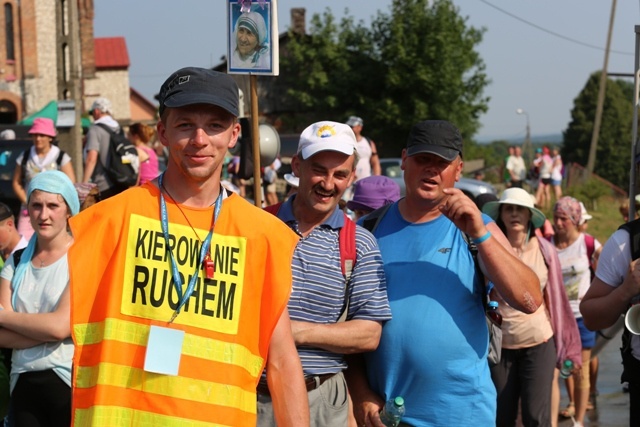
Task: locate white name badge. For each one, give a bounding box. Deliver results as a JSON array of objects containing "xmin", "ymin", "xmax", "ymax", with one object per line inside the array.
[{"xmin": 144, "ymin": 325, "xmax": 185, "ymax": 376}]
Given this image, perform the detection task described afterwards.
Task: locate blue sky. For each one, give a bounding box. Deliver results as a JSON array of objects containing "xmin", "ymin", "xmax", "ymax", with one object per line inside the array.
[{"xmin": 94, "ymin": 0, "xmax": 638, "ymax": 142}]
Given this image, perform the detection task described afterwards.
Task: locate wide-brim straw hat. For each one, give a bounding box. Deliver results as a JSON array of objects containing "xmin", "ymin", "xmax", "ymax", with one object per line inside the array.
[{"xmin": 482, "ymin": 187, "xmax": 546, "ymax": 229}]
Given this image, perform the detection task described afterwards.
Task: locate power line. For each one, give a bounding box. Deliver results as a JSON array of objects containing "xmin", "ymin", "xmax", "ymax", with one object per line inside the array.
[{"xmin": 479, "ymin": 0, "xmax": 633, "ymax": 56}]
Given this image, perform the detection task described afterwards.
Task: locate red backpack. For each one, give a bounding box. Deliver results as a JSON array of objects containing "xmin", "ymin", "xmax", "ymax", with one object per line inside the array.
[
  {"xmin": 264, "ymin": 203, "xmax": 356, "ymax": 321},
  {"xmin": 584, "ymin": 233, "xmax": 595, "ymax": 280}
]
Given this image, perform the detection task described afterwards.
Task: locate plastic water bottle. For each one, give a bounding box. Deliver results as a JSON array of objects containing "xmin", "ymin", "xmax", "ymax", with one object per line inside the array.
[
  {"xmin": 379, "ymin": 396, "xmax": 405, "ymax": 427},
  {"xmin": 487, "ymin": 300, "xmax": 502, "ymax": 327},
  {"xmin": 559, "ymin": 359, "xmax": 574, "ymax": 379}
]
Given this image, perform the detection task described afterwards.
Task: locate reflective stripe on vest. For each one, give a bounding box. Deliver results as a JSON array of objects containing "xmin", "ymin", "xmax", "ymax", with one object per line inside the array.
[
  {"xmin": 73, "ymin": 318, "xmax": 263, "ymax": 425},
  {"xmin": 74, "ymin": 406, "xmax": 230, "ymax": 427},
  {"xmin": 74, "ymin": 318, "xmax": 264, "ymax": 376},
  {"xmin": 75, "ymin": 362, "xmax": 256, "ymax": 413}
]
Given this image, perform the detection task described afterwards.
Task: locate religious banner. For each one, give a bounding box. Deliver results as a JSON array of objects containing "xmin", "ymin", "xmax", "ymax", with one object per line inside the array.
[{"xmin": 227, "ymin": 0, "xmax": 279, "ymax": 75}]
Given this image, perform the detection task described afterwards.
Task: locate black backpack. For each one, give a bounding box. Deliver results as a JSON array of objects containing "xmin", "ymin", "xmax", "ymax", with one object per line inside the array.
[{"xmin": 96, "ymin": 123, "xmax": 139, "ymax": 188}]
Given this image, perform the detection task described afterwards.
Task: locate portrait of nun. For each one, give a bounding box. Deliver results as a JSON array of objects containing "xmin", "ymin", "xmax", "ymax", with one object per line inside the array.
[{"xmin": 230, "ymin": 9, "xmax": 271, "ymax": 70}]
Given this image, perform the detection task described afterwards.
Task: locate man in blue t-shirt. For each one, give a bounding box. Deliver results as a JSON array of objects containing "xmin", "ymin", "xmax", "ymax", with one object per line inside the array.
[
  {"xmin": 257, "ymin": 121, "xmax": 391, "ymax": 426},
  {"xmin": 347, "ymin": 120, "xmax": 542, "ymax": 426}
]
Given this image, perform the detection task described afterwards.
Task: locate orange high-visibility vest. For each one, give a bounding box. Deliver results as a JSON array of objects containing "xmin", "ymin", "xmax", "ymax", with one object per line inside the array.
[{"xmin": 69, "ymin": 185, "xmax": 297, "ymax": 426}]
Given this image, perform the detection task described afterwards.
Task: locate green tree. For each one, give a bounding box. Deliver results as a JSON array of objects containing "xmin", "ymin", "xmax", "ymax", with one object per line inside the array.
[
  {"xmin": 276, "ymin": 0, "xmax": 489, "ymax": 156},
  {"xmin": 272, "ymin": 10, "xmax": 379, "ymax": 132},
  {"xmin": 563, "ymin": 72, "xmax": 633, "ymax": 189}
]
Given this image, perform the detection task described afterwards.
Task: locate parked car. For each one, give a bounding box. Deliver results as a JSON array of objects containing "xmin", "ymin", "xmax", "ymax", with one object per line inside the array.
[{"xmin": 379, "ymin": 157, "xmax": 497, "ymax": 199}]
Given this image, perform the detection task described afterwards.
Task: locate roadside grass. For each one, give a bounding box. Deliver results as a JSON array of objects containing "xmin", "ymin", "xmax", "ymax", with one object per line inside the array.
[{"xmin": 578, "ymin": 195, "xmax": 626, "ymax": 245}]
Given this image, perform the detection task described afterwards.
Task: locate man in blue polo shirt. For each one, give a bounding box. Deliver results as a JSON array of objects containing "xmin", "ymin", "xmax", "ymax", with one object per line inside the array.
[
  {"xmin": 347, "ymin": 120, "xmax": 543, "ymax": 427},
  {"xmin": 257, "ymin": 121, "xmax": 391, "ymax": 426}
]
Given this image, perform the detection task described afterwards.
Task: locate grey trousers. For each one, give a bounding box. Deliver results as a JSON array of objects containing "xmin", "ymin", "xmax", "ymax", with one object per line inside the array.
[{"xmin": 256, "ymin": 371, "xmax": 348, "ymax": 427}]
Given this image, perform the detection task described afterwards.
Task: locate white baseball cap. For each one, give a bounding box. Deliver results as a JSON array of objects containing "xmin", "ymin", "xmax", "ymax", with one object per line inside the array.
[
  {"xmin": 579, "ymin": 202, "xmax": 592, "ymax": 225},
  {"xmin": 89, "ymin": 97, "xmax": 113, "ymax": 115},
  {"xmin": 284, "ymin": 173, "xmax": 299, "ymax": 188},
  {"xmin": 297, "ymin": 121, "xmax": 357, "ymax": 159}
]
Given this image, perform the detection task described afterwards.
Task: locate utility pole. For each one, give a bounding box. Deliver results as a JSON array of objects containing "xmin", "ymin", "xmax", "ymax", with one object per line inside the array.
[
  {"xmin": 524, "ymin": 116, "xmax": 531, "ymax": 166},
  {"xmin": 56, "ymin": 0, "xmax": 84, "ymax": 180},
  {"xmin": 516, "ymin": 108, "xmax": 532, "ymax": 165},
  {"xmin": 587, "ymin": 0, "xmax": 617, "ymax": 174}
]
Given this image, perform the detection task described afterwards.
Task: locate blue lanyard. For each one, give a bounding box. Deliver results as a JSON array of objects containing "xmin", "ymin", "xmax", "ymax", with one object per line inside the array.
[{"xmin": 158, "ymin": 173, "xmax": 222, "ymax": 323}]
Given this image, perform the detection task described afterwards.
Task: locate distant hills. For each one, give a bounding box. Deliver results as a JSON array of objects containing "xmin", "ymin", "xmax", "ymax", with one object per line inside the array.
[{"xmin": 476, "ymin": 133, "xmax": 563, "ymax": 145}]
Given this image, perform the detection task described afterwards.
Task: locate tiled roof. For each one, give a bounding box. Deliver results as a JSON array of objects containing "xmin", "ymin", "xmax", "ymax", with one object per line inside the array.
[{"xmin": 94, "ymin": 37, "xmax": 130, "ymax": 69}]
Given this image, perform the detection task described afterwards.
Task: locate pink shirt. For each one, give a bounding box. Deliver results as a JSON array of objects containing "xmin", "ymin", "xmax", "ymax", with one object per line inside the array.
[{"xmin": 138, "ymin": 145, "xmax": 159, "ymax": 185}]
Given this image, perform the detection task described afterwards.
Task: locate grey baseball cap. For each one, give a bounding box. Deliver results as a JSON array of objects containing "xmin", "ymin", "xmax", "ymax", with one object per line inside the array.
[{"xmin": 346, "ymin": 116, "xmax": 363, "ymax": 127}]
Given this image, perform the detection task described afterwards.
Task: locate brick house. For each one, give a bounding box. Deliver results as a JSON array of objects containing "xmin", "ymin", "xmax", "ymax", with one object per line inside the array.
[{"xmin": 0, "ymin": 0, "xmax": 154, "ymax": 126}]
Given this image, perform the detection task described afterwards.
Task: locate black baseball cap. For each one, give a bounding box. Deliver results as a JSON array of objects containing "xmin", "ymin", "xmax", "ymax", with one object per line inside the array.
[
  {"xmin": 406, "ymin": 120, "xmax": 463, "ymax": 161},
  {"xmin": 158, "ymin": 67, "xmax": 239, "ymax": 117}
]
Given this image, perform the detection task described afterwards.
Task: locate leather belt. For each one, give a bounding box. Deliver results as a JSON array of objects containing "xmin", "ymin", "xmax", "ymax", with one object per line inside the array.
[{"xmin": 256, "ymin": 373, "xmax": 336, "ymax": 396}]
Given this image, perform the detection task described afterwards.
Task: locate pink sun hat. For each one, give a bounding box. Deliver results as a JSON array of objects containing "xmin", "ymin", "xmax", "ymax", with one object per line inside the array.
[{"xmin": 28, "ymin": 118, "xmax": 57, "ymax": 138}]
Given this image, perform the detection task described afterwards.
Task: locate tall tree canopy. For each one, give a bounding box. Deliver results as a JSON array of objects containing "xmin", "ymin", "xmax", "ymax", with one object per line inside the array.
[
  {"xmin": 563, "ymin": 72, "xmax": 633, "ymax": 189},
  {"xmin": 276, "ymin": 0, "xmax": 489, "ymax": 156}
]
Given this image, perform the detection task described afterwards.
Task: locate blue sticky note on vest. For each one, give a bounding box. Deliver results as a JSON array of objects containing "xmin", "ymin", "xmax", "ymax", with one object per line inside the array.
[{"xmin": 144, "ymin": 325, "xmax": 185, "ymax": 376}]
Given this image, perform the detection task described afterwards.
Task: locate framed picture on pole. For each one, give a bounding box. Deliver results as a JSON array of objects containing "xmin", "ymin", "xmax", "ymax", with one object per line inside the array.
[{"xmin": 227, "ymin": 0, "xmax": 279, "ymax": 75}]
